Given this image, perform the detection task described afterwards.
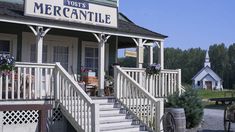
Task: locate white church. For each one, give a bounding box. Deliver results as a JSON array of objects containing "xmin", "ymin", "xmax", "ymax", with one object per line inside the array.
[{"xmin": 192, "ymin": 51, "xmax": 223, "ymax": 90}]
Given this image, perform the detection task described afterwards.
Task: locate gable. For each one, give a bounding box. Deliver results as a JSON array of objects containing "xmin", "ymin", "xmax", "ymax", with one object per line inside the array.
[
  {"xmin": 192, "ymin": 66, "xmax": 222, "ymax": 81},
  {"xmin": 201, "ymin": 74, "xmax": 216, "ymax": 82}
]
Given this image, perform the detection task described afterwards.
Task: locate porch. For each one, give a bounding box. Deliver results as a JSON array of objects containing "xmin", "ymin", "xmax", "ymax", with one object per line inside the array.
[
  {"xmin": 0, "ymin": 62, "xmax": 183, "ymax": 132},
  {"xmin": 0, "ymin": 62, "xmax": 182, "ymax": 100}
]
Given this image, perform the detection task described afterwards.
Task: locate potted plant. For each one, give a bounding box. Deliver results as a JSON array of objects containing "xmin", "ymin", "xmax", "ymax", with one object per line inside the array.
[
  {"xmin": 145, "ymin": 63, "xmax": 161, "ymax": 76},
  {"xmin": 165, "ymin": 88, "xmax": 204, "ymax": 130},
  {"xmin": 0, "ymin": 53, "xmax": 15, "ymax": 90},
  {"xmin": 0, "ymin": 53, "xmax": 15, "ymax": 76}
]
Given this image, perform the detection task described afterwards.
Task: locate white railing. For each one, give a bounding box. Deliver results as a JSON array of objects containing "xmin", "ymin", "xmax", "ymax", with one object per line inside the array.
[
  {"xmin": 55, "ymin": 63, "xmax": 99, "ymax": 132},
  {"xmin": 122, "ymin": 67, "xmax": 182, "ymax": 97},
  {"xmin": 0, "ymin": 62, "xmax": 99, "ymax": 132},
  {"xmin": 114, "ymin": 66, "xmax": 164, "ymax": 132},
  {"xmin": 0, "ymin": 62, "xmax": 55, "ymax": 100}
]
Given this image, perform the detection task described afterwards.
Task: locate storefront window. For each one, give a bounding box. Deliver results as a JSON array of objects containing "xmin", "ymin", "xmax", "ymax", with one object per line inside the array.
[
  {"xmin": 85, "ymin": 47, "xmax": 98, "ymax": 73},
  {"xmin": 0, "ymin": 40, "xmax": 10, "ymax": 53}
]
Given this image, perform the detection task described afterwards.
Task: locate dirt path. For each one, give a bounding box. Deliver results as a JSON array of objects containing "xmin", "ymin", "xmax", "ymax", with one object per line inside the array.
[{"xmin": 201, "ymin": 109, "xmax": 235, "ymax": 131}]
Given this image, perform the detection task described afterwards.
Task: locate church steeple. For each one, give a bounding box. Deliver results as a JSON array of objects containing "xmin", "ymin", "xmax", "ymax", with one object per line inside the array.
[{"xmin": 204, "ymin": 51, "xmax": 211, "ymax": 67}]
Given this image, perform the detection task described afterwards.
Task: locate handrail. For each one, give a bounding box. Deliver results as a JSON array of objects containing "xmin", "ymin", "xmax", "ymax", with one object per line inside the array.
[
  {"xmin": 55, "ymin": 63, "xmax": 99, "ymax": 132},
  {"xmin": 122, "ymin": 67, "xmax": 179, "ymax": 73},
  {"xmin": 123, "ymin": 67, "xmax": 182, "ymax": 98},
  {"xmin": 116, "ymin": 66, "xmax": 159, "ymax": 102},
  {"xmin": 15, "ymin": 62, "xmax": 56, "ymax": 68},
  {"xmin": 55, "ymin": 63, "xmax": 93, "ymax": 103},
  {"xmin": 114, "ymin": 66, "xmax": 164, "ymax": 132}
]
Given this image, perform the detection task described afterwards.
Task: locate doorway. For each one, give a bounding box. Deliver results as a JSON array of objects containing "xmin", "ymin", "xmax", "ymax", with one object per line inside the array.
[{"xmin": 205, "ymin": 81, "xmax": 212, "ymax": 90}]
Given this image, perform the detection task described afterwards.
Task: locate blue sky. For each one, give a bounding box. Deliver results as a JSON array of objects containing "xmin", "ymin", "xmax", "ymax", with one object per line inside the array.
[{"xmin": 119, "ymin": 0, "xmax": 235, "ymax": 50}]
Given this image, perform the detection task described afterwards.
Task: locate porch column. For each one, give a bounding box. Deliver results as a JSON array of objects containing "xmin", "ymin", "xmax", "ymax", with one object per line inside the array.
[
  {"xmin": 28, "ymin": 26, "xmax": 51, "ymax": 63},
  {"xmin": 158, "ymin": 41, "xmax": 164, "ymax": 69},
  {"xmin": 148, "ymin": 46, "xmax": 154, "ymax": 65},
  {"xmin": 93, "ymin": 33, "xmax": 111, "ymax": 96},
  {"xmin": 133, "ymin": 38, "xmax": 146, "ymax": 68}
]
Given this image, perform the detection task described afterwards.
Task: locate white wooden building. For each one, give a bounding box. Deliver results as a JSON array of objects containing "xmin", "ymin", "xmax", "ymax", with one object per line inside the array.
[
  {"xmin": 192, "ymin": 51, "xmax": 223, "ymax": 90},
  {"xmin": 0, "ymin": 0, "xmax": 184, "ymax": 132}
]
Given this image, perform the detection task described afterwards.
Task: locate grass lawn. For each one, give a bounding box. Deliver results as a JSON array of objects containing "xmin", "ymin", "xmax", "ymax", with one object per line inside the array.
[
  {"xmin": 197, "ymin": 89, "xmax": 235, "ymax": 99},
  {"xmin": 197, "ymin": 89, "xmax": 235, "ymax": 109}
]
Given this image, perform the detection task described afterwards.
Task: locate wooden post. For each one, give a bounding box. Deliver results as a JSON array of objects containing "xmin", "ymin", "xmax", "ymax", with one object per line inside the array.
[
  {"xmin": 148, "ymin": 46, "xmax": 153, "ymax": 65},
  {"xmin": 158, "ymin": 41, "xmax": 164, "ymax": 70},
  {"xmin": 178, "ymin": 69, "xmax": 182, "ymax": 94},
  {"xmin": 28, "ymin": 26, "xmax": 51, "ymax": 63},
  {"xmin": 36, "ymin": 28, "xmax": 43, "ymax": 63},
  {"xmin": 93, "ymin": 33, "xmax": 111, "ymax": 96},
  {"xmin": 155, "ymin": 99, "xmax": 164, "ymax": 132},
  {"xmin": 98, "ymin": 37, "xmax": 105, "ymax": 96},
  {"xmin": 114, "ymin": 66, "xmax": 120, "ymax": 98},
  {"xmin": 136, "ymin": 38, "xmax": 144, "ymax": 69},
  {"xmin": 55, "ymin": 63, "xmax": 61, "ymax": 100},
  {"xmin": 91, "ymin": 103, "xmax": 99, "ymax": 132}
]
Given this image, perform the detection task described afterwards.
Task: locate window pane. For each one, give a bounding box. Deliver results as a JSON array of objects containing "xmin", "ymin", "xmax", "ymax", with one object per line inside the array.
[
  {"xmin": 84, "ymin": 47, "xmax": 98, "ymax": 73},
  {"xmin": 0, "ymin": 40, "xmax": 10, "ymax": 52},
  {"xmin": 95, "ymin": 48, "xmax": 98, "ymax": 57},
  {"xmin": 85, "ymin": 58, "xmax": 93, "ymax": 68},
  {"xmin": 53, "ymin": 46, "xmax": 69, "ymax": 70},
  {"xmin": 85, "ymin": 48, "xmax": 94, "ymax": 57}
]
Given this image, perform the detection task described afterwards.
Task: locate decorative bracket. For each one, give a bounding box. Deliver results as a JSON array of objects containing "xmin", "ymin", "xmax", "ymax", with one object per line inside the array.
[
  {"xmin": 93, "ymin": 33, "xmax": 111, "ymax": 43},
  {"xmin": 28, "ymin": 25, "xmax": 51, "ymax": 37}
]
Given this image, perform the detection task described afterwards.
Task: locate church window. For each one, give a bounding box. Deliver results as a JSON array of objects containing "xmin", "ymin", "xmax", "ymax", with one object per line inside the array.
[{"xmin": 197, "ymin": 81, "xmax": 200, "ymax": 86}]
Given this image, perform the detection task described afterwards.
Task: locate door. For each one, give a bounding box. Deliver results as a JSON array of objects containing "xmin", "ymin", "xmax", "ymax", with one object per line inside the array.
[
  {"xmin": 53, "ymin": 46, "xmax": 70, "ymax": 71},
  {"xmin": 205, "ymin": 81, "xmax": 212, "ymax": 90}
]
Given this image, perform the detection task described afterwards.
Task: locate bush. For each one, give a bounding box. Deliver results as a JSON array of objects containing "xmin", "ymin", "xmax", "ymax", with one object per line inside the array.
[{"xmin": 166, "ymin": 89, "xmax": 204, "ymax": 128}]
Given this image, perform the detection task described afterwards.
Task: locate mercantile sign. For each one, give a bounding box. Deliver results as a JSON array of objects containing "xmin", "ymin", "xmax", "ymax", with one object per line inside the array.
[{"xmin": 24, "ymin": 0, "xmax": 118, "ymax": 28}]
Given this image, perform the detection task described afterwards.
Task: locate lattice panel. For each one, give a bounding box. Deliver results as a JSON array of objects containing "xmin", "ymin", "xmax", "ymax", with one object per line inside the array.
[
  {"xmin": 52, "ymin": 108, "xmax": 63, "ymax": 121},
  {"xmin": 3, "ymin": 110, "xmax": 39, "ymax": 125}
]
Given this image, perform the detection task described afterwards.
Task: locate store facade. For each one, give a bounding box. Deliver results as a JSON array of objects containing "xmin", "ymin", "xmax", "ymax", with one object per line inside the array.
[{"xmin": 0, "ymin": 0, "xmax": 182, "ymax": 132}]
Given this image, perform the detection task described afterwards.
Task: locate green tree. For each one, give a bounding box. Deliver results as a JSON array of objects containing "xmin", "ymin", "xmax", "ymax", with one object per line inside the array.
[
  {"xmin": 209, "ymin": 44, "xmax": 229, "ymax": 88},
  {"xmin": 228, "ymin": 44, "xmax": 235, "ymax": 89}
]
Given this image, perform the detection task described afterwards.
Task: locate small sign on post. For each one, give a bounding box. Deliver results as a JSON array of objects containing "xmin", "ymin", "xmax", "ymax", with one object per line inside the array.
[{"xmin": 125, "ymin": 50, "xmax": 137, "ymax": 58}]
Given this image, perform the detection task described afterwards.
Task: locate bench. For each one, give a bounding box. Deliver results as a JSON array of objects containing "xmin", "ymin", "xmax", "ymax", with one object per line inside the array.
[{"xmin": 209, "ymin": 97, "xmax": 235, "ymax": 105}]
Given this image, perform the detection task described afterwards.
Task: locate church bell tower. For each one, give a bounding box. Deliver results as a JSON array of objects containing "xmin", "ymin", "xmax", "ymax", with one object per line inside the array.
[{"xmin": 204, "ymin": 51, "xmax": 211, "ymax": 67}]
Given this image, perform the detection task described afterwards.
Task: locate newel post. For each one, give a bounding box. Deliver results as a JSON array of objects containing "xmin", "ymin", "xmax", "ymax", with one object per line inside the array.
[
  {"xmin": 54, "ymin": 63, "xmax": 60, "ymax": 100},
  {"xmin": 113, "ymin": 65, "xmax": 120, "ymax": 98},
  {"xmin": 155, "ymin": 99, "xmax": 164, "ymax": 132},
  {"xmin": 91, "ymin": 103, "xmax": 100, "ymax": 132},
  {"xmin": 178, "ymin": 69, "xmax": 182, "ymax": 94}
]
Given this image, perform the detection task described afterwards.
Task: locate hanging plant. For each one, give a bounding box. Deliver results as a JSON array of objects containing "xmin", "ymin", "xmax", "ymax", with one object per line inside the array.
[
  {"xmin": 145, "ymin": 63, "xmax": 161, "ymax": 75},
  {"xmin": 0, "ymin": 54, "xmax": 15, "ymax": 76}
]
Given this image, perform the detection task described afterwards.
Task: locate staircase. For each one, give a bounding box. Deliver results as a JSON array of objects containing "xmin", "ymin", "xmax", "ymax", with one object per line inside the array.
[
  {"xmin": 93, "ymin": 97, "xmax": 149, "ymax": 132},
  {"xmin": 0, "ymin": 62, "xmax": 181, "ymax": 132},
  {"xmin": 55, "ymin": 64, "xmax": 164, "ymax": 132}
]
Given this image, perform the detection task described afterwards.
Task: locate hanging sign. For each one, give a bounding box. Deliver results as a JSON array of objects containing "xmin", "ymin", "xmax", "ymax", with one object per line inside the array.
[
  {"xmin": 24, "ymin": 0, "xmax": 118, "ymax": 28},
  {"xmin": 125, "ymin": 50, "xmax": 137, "ymax": 58}
]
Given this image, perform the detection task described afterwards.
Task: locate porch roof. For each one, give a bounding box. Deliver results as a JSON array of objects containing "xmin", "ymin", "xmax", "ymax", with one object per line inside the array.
[{"xmin": 0, "ymin": 2, "xmax": 167, "ymax": 42}]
